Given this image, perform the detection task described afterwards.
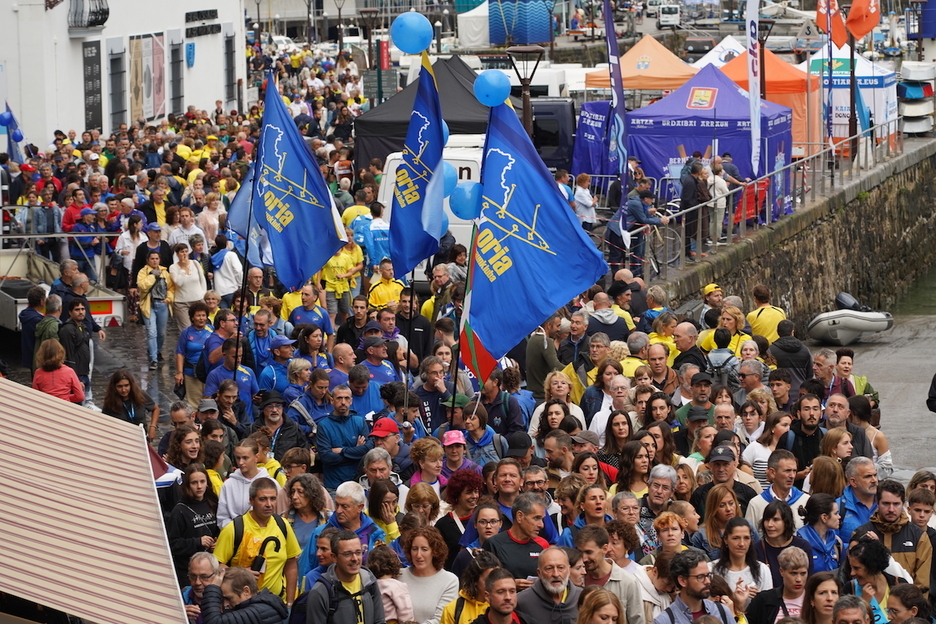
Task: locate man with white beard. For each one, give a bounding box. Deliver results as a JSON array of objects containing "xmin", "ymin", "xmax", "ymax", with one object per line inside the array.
[{"xmin": 516, "ymin": 547, "xmax": 582, "ymax": 624}]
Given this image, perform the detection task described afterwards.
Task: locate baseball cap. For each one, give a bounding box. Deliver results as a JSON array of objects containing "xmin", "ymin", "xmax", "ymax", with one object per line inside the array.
[
  {"xmin": 363, "ymin": 335, "xmax": 386, "ymax": 350},
  {"xmin": 19, "ymin": 164, "xmax": 35, "ymax": 173},
  {"xmin": 206, "ymin": 135, "xmax": 218, "ymax": 140},
  {"xmin": 88, "ymin": 153, "xmax": 99, "ymax": 160},
  {"xmin": 370, "ymin": 417, "xmax": 400, "ymax": 437},
  {"xmin": 145, "ymin": 222, "xmax": 162, "ymax": 232},
  {"xmin": 638, "ymin": 190, "xmax": 655, "ymax": 200},
  {"xmin": 259, "ymin": 390, "xmax": 285, "ymax": 409},
  {"xmin": 442, "ymin": 430, "xmax": 467, "ymax": 446},
  {"xmin": 197, "ymin": 399, "xmax": 219, "ymax": 413},
  {"xmin": 363, "ymin": 320, "xmax": 383, "ymax": 333},
  {"xmin": 80, "ymin": 208, "xmax": 95, "ymax": 217},
  {"xmin": 572, "ymin": 431, "xmax": 600, "ymax": 447},
  {"xmin": 708, "ymin": 445, "xmax": 736, "ymax": 463},
  {"xmin": 504, "ymin": 431, "xmax": 533, "ymax": 457},
  {"xmin": 687, "ymin": 405, "xmax": 710, "ymax": 423},
  {"xmin": 441, "ymin": 394, "xmax": 470, "ymax": 408},
  {"xmin": 271, "ymin": 335, "xmax": 297, "ymax": 350},
  {"xmin": 691, "ymin": 372, "xmax": 713, "ymax": 385},
  {"xmin": 703, "ymin": 283, "xmax": 722, "ymax": 296}
]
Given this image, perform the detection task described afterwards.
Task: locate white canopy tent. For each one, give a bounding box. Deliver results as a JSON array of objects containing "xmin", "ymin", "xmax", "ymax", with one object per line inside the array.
[
  {"xmin": 692, "ymin": 35, "xmax": 745, "ymax": 68},
  {"xmin": 457, "ymin": 1, "xmax": 490, "ymax": 49}
]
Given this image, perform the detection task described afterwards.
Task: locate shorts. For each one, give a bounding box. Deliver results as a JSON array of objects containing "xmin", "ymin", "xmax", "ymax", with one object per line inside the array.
[{"xmin": 326, "ymin": 290, "xmax": 351, "ymax": 316}]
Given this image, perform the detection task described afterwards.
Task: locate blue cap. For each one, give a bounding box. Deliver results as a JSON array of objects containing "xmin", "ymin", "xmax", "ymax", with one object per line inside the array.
[
  {"xmin": 144, "ymin": 222, "xmax": 162, "ymax": 232},
  {"xmin": 80, "ymin": 208, "xmax": 95, "ymax": 217},
  {"xmin": 271, "ymin": 335, "xmax": 296, "ymax": 349}
]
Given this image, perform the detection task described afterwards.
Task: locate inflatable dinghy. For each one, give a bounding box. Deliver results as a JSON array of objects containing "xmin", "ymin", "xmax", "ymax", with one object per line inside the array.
[{"xmin": 807, "ymin": 292, "xmax": 894, "ymax": 346}]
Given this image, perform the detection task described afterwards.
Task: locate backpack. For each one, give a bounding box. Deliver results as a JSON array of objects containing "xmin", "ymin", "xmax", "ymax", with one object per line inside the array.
[
  {"xmin": 488, "ymin": 391, "xmax": 511, "ymax": 433},
  {"xmin": 226, "ymin": 513, "xmax": 289, "ymax": 566},
  {"xmin": 705, "ymin": 352, "xmax": 736, "ymax": 387},
  {"xmin": 293, "ymin": 574, "xmax": 380, "ymax": 624}
]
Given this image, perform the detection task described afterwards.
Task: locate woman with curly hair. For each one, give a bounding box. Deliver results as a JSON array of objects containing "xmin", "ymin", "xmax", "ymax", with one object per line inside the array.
[
  {"xmin": 436, "ymin": 469, "xmax": 484, "ymax": 569},
  {"xmin": 166, "ymin": 424, "xmax": 203, "ymax": 470},
  {"xmin": 405, "ymin": 481, "xmax": 442, "ymax": 525},
  {"xmin": 284, "ymin": 473, "xmax": 330, "ymax": 549},
  {"xmin": 440, "ymin": 550, "xmax": 501, "ymax": 624},
  {"xmin": 400, "ymin": 526, "xmax": 459, "ymax": 624},
  {"xmin": 410, "ymin": 437, "xmax": 447, "ymax": 495},
  {"xmin": 701, "ymin": 305, "xmax": 751, "ymax": 356}
]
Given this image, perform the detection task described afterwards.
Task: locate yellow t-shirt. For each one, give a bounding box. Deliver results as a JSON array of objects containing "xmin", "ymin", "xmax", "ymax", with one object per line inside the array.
[
  {"xmin": 213, "ymin": 512, "xmax": 302, "ymax": 598},
  {"xmin": 648, "ymin": 333, "xmax": 677, "ymax": 367},
  {"xmin": 153, "ymin": 201, "xmax": 167, "ymax": 226},
  {"xmin": 322, "ymin": 250, "xmax": 355, "ymax": 296},
  {"xmin": 187, "ymin": 168, "xmax": 205, "ymax": 186},
  {"xmin": 341, "ymin": 205, "xmax": 370, "ymax": 228},
  {"xmin": 280, "ymin": 290, "xmax": 304, "ymax": 321},
  {"xmin": 746, "ymin": 306, "xmax": 786, "ymax": 344},
  {"xmin": 342, "ymin": 574, "xmax": 364, "ymax": 622},
  {"xmin": 342, "ymin": 245, "xmax": 364, "ymax": 289}
]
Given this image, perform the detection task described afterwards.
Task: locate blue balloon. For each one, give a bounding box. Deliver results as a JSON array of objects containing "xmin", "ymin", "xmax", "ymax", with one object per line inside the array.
[
  {"xmin": 442, "ymin": 161, "xmax": 458, "ymax": 197},
  {"xmin": 450, "ymin": 180, "xmax": 483, "ymax": 220},
  {"xmin": 441, "ymin": 211, "xmax": 450, "ymax": 234},
  {"xmin": 0, "ymin": 112, "xmax": 11, "ymax": 127},
  {"xmin": 391, "ymin": 13, "xmax": 434, "ymax": 55},
  {"xmin": 473, "ymin": 70, "xmax": 511, "ymax": 107},
  {"xmin": 11, "ymin": 129, "xmax": 23, "ymax": 143},
  {"xmin": 442, "ymin": 120, "xmax": 450, "ymax": 146}
]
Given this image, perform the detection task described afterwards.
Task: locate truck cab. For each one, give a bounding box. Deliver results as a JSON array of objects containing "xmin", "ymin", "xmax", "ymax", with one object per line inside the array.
[{"xmin": 530, "ymin": 97, "xmax": 576, "ymax": 173}]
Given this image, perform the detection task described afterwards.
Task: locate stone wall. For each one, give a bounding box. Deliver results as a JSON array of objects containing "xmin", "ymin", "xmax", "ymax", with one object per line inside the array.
[{"xmin": 664, "ymin": 139, "xmax": 936, "ymax": 335}]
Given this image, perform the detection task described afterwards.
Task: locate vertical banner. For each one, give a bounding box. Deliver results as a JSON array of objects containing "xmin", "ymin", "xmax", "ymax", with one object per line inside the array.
[
  {"xmin": 379, "ymin": 40, "xmax": 390, "ymax": 70},
  {"xmin": 746, "ymin": 0, "xmax": 760, "ymax": 175},
  {"xmin": 129, "ymin": 37, "xmax": 144, "ymax": 123},
  {"xmin": 152, "ymin": 34, "xmax": 166, "ymax": 119},
  {"xmin": 142, "ymin": 35, "xmax": 154, "ymax": 120},
  {"xmin": 82, "ymin": 41, "xmax": 103, "ymax": 131},
  {"xmin": 602, "ymin": 0, "xmax": 628, "ymax": 230}
]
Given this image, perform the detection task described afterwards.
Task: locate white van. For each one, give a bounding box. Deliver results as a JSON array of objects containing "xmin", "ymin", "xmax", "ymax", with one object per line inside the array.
[
  {"xmin": 658, "ymin": 5, "xmax": 681, "ymax": 28},
  {"xmin": 377, "ymin": 146, "xmax": 483, "ymax": 282}
]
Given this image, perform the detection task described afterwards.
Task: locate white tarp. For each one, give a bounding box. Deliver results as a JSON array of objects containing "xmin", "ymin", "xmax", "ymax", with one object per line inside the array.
[
  {"xmin": 457, "ymin": 1, "xmax": 490, "ymax": 49},
  {"xmin": 691, "ymin": 35, "xmax": 745, "ymax": 68},
  {"xmin": 797, "ymin": 43, "xmax": 898, "ymax": 141}
]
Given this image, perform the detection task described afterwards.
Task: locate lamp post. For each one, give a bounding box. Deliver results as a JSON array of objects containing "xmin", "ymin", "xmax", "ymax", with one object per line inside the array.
[
  {"xmin": 274, "ymin": 14, "xmax": 280, "ymax": 36},
  {"xmin": 360, "ymin": 8, "xmax": 379, "ymax": 69},
  {"xmin": 757, "ymin": 19, "xmax": 775, "ymax": 99},
  {"xmin": 435, "ymin": 20, "xmax": 443, "ymax": 53},
  {"xmin": 443, "ymin": 8, "xmax": 450, "ymax": 33},
  {"xmin": 335, "ymin": 0, "xmax": 346, "ymax": 51},
  {"xmin": 323, "ymin": 10, "xmax": 328, "ymax": 42},
  {"xmin": 841, "ymin": 5, "xmax": 858, "ymax": 161},
  {"xmin": 254, "ymin": 0, "xmax": 262, "ymax": 48},
  {"xmin": 543, "ymin": 0, "xmax": 556, "ymax": 59},
  {"xmin": 507, "ymin": 45, "xmax": 545, "ymax": 137}
]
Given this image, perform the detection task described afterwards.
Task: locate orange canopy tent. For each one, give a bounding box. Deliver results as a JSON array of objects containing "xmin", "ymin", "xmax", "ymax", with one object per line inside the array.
[
  {"xmin": 721, "ymin": 48, "xmax": 821, "ymax": 156},
  {"xmin": 584, "ymin": 34, "xmax": 698, "ymax": 90}
]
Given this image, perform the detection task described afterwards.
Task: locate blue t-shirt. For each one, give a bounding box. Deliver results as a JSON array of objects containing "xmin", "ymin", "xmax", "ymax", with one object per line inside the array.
[
  {"xmin": 351, "ymin": 382, "xmax": 384, "ymax": 420},
  {"xmin": 288, "ymin": 305, "xmax": 334, "ymax": 335},
  {"xmin": 249, "ymin": 331, "xmax": 274, "ymax": 371},
  {"xmin": 300, "ymin": 351, "xmax": 334, "ymax": 371},
  {"xmin": 362, "ymin": 358, "xmax": 400, "ymax": 384},
  {"xmin": 202, "ymin": 332, "xmax": 226, "ymax": 376},
  {"xmin": 204, "ymin": 364, "xmax": 259, "ymax": 406},
  {"xmin": 176, "ymin": 326, "xmax": 214, "ymax": 372},
  {"xmin": 259, "ymin": 360, "xmax": 290, "ymax": 393},
  {"xmin": 328, "ymin": 368, "xmax": 349, "ymax": 390}
]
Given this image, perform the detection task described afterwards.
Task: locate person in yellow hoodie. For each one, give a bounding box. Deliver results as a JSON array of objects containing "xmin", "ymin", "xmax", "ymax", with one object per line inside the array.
[
  {"xmin": 440, "ymin": 550, "xmax": 501, "ymax": 624},
  {"xmin": 563, "ymin": 332, "xmax": 616, "ymax": 404},
  {"xmin": 648, "ymin": 311, "xmax": 679, "ymax": 367}
]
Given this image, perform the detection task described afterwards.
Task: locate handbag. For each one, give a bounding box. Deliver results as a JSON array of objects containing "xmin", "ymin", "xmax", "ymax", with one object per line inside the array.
[{"xmin": 173, "ymin": 380, "xmax": 186, "ymax": 400}]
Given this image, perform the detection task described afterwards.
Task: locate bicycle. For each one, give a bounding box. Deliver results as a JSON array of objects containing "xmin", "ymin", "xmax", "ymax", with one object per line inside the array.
[{"xmin": 642, "ymin": 203, "xmax": 682, "ymax": 279}]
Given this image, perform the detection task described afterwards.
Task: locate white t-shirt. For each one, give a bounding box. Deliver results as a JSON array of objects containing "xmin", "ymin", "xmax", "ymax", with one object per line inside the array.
[{"xmin": 742, "ymin": 441, "xmax": 773, "ymax": 491}]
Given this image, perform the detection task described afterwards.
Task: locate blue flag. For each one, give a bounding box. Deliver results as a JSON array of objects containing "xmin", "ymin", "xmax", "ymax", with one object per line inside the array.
[
  {"xmin": 461, "ymin": 104, "xmax": 608, "ymax": 381},
  {"xmin": 602, "ymin": 0, "xmax": 628, "ymax": 227},
  {"xmin": 389, "ymin": 52, "xmax": 446, "ymax": 279},
  {"xmin": 226, "ymin": 162, "xmax": 272, "ymax": 269},
  {"xmin": 250, "ymin": 72, "xmax": 346, "ymax": 290}
]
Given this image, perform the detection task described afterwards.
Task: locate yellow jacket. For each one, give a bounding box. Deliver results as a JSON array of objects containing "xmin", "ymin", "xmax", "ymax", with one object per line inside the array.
[
  {"xmin": 440, "ymin": 591, "xmax": 488, "ymax": 624},
  {"xmin": 136, "ymin": 265, "xmax": 175, "ymax": 319}
]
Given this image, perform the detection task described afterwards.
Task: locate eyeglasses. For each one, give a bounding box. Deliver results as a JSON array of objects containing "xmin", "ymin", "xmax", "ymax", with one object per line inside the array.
[
  {"xmin": 476, "ymin": 519, "xmax": 501, "ymax": 526},
  {"xmin": 610, "ymin": 386, "xmax": 628, "ymax": 391},
  {"xmin": 737, "ymin": 373, "xmax": 752, "ymax": 379},
  {"xmin": 649, "ymin": 482, "xmax": 673, "ymax": 491},
  {"xmin": 524, "ymin": 480, "xmax": 547, "ymax": 488},
  {"xmin": 689, "ymin": 573, "xmax": 713, "ymax": 582},
  {"xmin": 337, "ymin": 550, "xmax": 363, "ymax": 558},
  {"xmin": 188, "ymin": 573, "xmax": 215, "ymax": 582}
]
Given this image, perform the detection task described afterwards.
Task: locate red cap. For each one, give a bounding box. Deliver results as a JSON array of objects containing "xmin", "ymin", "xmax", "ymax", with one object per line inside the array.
[
  {"xmin": 20, "ymin": 164, "xmax": 35, "ymax": 173},
  {"xmin": 370, "ymin": 417, "xmax": 400, "ymax": 438}
]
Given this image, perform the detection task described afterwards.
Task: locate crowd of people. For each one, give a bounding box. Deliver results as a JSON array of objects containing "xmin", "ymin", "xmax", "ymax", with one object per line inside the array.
[{"xmin": 1, "ymin": 96, "xmax": 930, "ymax": 624}]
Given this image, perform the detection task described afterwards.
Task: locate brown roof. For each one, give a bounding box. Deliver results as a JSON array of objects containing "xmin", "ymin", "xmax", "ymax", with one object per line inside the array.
[{"xmin": 0, "ymin": 378, "xmax": 186, "ymax": 624}]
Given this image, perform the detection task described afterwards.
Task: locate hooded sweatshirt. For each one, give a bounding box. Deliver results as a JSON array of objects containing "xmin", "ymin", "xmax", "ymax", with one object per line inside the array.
[
  {"xmin": 465, "ymin": 425, "xmax": 501, "ymax": 467},
  {"xmin": 633, "ymin": 565, "xmax": 673, "ymax": 624},
  {"xmin": 306, "ymin": 565, "xmax": 385, "ymax": 624},
  {"xmin": 298, "ymin": 511, "xmax": 387, "ymax": 579},
  {"xmin": 217, "ymin": 467, "xmax": 277, "ymax": 527},
  {"xmin": 768, "ymin": 336, "xmax": 813, "ymax": 396},
  {"xmin": 200, "ymin": 585, "xmax": 288, "ymax": 624},
  {"xmin": 516, "ymin": 579, "xmax": 582, "ymax": 624},
  {"xmin": 587, "ymin": 308, "xmax": 630, "ymax": 342}
]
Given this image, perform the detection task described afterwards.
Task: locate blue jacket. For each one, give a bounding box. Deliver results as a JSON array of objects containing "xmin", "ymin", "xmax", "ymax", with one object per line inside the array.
[
  {"xmin": 298, "ymin": 511, "xmax": 387, "ymax": 579},
  {"xmin": 466, "ymin": 425, "xmax": 502, "ymax": 467},
  {"xmin": 557, "ymin": 513, "xmax": 614, "ymax": 548},
  {"xmin": 626, "ymin": 196, "xmax": 665, "ymax": 230},
  {"xmin": 69, "ymin": 221, "xmax": 103, "ymax": 258},
  {"xmin": 315, "ymin": 410, "xmax": 374, "ymax": 489},
  {"xmin": 258, "ymin": 360, "xmax": 289, "ymax": 393},
  {"xmin": 837, "ymin": 486, "xmax": 877, "ymax": 545},
  {"xmin": 286, "ymin": 390, "xmax": 333, "ymax": 439},
  {"xmin": 797, "ymin": 523, "xmax": 842, "ymax": 573}
]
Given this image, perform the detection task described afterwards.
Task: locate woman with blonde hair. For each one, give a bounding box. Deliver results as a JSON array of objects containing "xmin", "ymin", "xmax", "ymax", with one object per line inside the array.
[
  {"xmin": 691, "ymin": 483, "xmax": 751, "ymax": 559},
  {"xmin": 409, "ymin": 437, "xmax": 447, "ymax": 495},
  {"xmin": 609, "ymin": 340, "xmax": 629, "ymax": 363},
  {"xmin": 405, "ymin": 481, "xmax": 442, "ymax": 524},
  {"xmin": 745, "ymin": 387, "xmax": 778, "ymax": 419},
  {"xmin": 702, "ymin": 305, "xmax": 751, "ymax": 355},
  {"xmin": 528, "ymin": 370, "xmax": 586, "ymax": 435},
  {"xmin": 574, "ymin": 587, "xmax": 623, "ymax": 624},
  {"xmin": 806, "ymin": 455, "xmax": 846, "ymax": 498},
  {"xmin": 649, "ymin": 311, "xmax": 678, "ymax": 366},
  {"xmin": 283, "ymin": 357, "xmax": 312, "ymax": 406},
  {"xmin": 32, "ymin": 338, "xmax": 84, "ymax": 404},
  {"xmin": 137, "ymin": 248, "xmax": 176, "ymax": 369}
]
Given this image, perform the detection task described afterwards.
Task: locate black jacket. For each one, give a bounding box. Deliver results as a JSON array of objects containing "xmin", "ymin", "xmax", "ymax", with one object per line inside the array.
[
  {"xmin": 673, "ymin": 346, "xmax": 708, "ymax": 371},
  {"xmin": 58, "ymin": 318, "xmax": 91, "ymax": 377},
  {"xmin": 336, "ymin": 317, "xmax": 367, "ymax": 349},
  {"xmin": 166, "ymin": 497, "xmax": 219, "ymax": 586},
  {"xmin": 249, "ymin": 416, "xmax": 309, "ymax": 461},
  {"xmin": 396, "ymin": 313, "xmax": 433, "ymax": 364},
  {"xmin": 201, "ymin": 585, "xmax": 288, "ymax": 624},
  {"xmin": 745, "ymin": 587, "xmax": 790, "ymax": 624},
  {"xmin": 768, "ymin": 336, "xmax": 813, "ymax": 396}
]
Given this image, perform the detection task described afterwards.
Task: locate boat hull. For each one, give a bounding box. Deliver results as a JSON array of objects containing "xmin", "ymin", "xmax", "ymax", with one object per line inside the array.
[{"xmin": 806, "ymin": 310, "xmax": 894, "ymax": 346}]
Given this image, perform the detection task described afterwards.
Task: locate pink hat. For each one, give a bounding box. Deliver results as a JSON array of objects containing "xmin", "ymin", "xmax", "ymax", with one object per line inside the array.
[{"xmin": 442, "ymin": 430, "xmax": 467, "ymax": 446}]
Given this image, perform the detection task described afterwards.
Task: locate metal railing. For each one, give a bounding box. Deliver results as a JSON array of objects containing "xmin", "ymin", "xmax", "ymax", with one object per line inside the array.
[{"xmin": 582, "ymin": 117, "xmax": 905, "ymax": 281}]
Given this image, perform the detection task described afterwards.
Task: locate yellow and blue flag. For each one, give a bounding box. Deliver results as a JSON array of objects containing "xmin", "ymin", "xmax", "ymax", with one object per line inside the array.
[
  {"xmin": 241, "ymin": 72, "xmax": 346, "ymax": 290},
  {"xmin": 603, "ymin": 0, "xmax": 629, "ymax": 220},
  {"xmin": 460, "ymin": 103, "xmax": 608, "ymax": 383},
  {"xmin": 389, "ymin": 52, "xmax": 446, "ymax": 279}
]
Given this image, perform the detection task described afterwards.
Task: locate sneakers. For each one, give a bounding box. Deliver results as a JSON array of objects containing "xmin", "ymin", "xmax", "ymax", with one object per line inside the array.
[{"xmin": 149, "ymin": 360, "xmax": 158, "ymax": 370}]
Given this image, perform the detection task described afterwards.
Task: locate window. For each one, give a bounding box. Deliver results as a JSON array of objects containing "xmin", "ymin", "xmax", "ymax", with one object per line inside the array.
[
  {"xmin": 224, "ymin": 35, "xmax": 235, "ymax": 102},
  {"xmin": 170, "ymin": 43, "xmax": 184, "ymax": 115},
  {"xmin": 109, "ymin": 52, "xmax": 126, "ymax": 133}
]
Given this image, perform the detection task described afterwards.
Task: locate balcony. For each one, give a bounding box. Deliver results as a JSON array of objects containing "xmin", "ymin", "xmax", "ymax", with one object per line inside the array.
[{"xmin": 68, "ymin": 0, "xmax": 109, "ymax": 37}]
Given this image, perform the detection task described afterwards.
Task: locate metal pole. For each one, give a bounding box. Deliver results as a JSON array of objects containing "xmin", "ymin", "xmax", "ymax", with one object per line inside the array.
[
  {"xmin": 338, "ymin": 7, "xmax": 344, "ymax": 51},
  {"xmin": 849, "ymin": 35, "xmax": 858, "ymax": 163},
  {"xmin": 522, "ymin": 78, "xmax": 533, "ymax": 137}
]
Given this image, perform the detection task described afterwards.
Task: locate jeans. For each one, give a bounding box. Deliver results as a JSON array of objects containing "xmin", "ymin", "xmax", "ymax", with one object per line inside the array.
[
  {"xmin": 73, "ymin": 256, "xmax": 98, "ymax": 283},
  {"xmin": 144, "ymin": 300, "xmax": 169, "ymax": 361}
]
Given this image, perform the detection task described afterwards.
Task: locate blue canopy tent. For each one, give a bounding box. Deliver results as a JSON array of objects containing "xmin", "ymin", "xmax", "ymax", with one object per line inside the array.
[{"xmin": 624, "ymin": 64, "xmax": 795, "ymax": 217}]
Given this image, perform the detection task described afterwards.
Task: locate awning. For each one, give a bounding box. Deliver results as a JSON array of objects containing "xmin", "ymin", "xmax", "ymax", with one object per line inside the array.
[{"xmin": 0, "ymin": 378, "xmax": 187, "ymax": 624}]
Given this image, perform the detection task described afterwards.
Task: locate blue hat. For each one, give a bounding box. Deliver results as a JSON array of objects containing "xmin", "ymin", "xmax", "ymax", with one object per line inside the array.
[
  {"xmin": 271, "ymin": 335, "xmax": 296, "ymax": 350},
  {"xmin": 80, "ymin": 208, "xmax": 95, "ymax": 217},
  {"xmin": 144, "ymin": 222, "xmax": 162, "ymax": 232}
]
